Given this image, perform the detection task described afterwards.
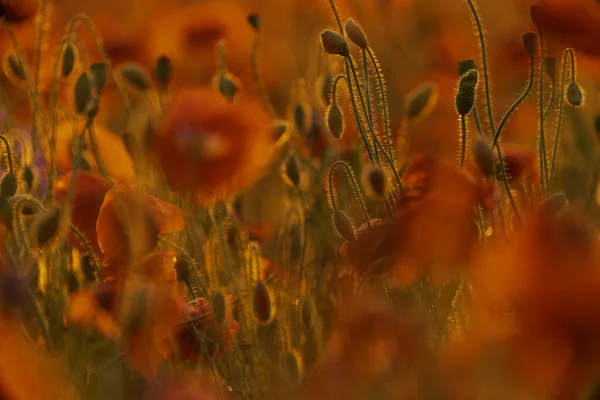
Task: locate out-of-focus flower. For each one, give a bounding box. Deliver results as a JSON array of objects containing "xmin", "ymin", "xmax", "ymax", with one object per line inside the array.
[
  {"xmin": 175, "ymin": 294, "xmax": 240, "ymax": 364},
  {"xmin": 304, "ymin": 301, "xmax": 426, "ymax": 399},
  {"xmin": 53, "ymin": 171, "xmax": 184, "ymax": 277},
  {"xmin": 69, "ymin": 250, "xmax": 183, "ymax": 381},
  {"xmin": 530, "ymin": 0, "xmax": 600, "ymax": 58},
  {"xmin": 54, "ymin": 121, "xmax": 136, "ymax": 182},
  {"xmin": 53, "ymin": 170, "xmax": 110, "ymax": 257},
  {"xmin": 464, "ymin": 203, "xmax": 600, "ymax": 397},
  {"xmin": 0, "ymin": 313, "xmax": 78, "ymax": 399},
  {"xmin": 393, "ymin": 157, "xmax": 481, "ymax": 285},
  {"xmin": 0, "ymin": 0, "xmax": 38, "ymax": 23},
  {"xmin": 495, "ymin": 142, "xmax": 538, "ymax": 185},
  {"xmin": 145, "ymin": 371, "xmax": 220, "ymax": 400},
  {"xmin": 146, "ymin": 1, "xmax": 255, "ymax": 89},
  {"xmin": 148, "ymin": 87, "xmax": 274, "ymax": 204},
  {"xmin": 96, "ymin": 184, "xmax": 184, "ymax": 279}
]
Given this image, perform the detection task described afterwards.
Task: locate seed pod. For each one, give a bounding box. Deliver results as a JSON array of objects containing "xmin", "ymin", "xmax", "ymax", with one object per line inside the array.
[
  {"xmin": 120, "ymin": 64, "xmax": 152, "ymax": 91},
  {"xmin": 288, "ymin": 224, "xmax": 302, "ymax": 265},
  {"xmin": 5, "ymin": 54, "xmax": 25, "ymax": 81},
  {"xmin": 61, "ymin": 44, "xmax": 76, "ymax": 78},
  {"xmin": 153, "ymin": 55, "xmax": 172, "ymax": 89},
  {"xmin": 217, "ymin": 72, "xmax": 239, "ymax": 103},
  {"xmin": 456, "ymin": 69, "xmax": 478, "ymax": 116},
  {"xmin": 333, "ymin": 210, "xmax": 356, "ymax": 242},
  {"xmin": 473, "ymin": 138, "xmax": 495, "ymax": 179},
  {"xmin": 320, "ymin": 30, "xmax": 350, "ymax": 57},
  {"xmin": 404, "ymin": 82, "xmax": 438, "ymax": 121},
  {"xmin": 74, "ymin": 72, "xmax": 92, "ymax": 115},
  {"xmin": 90, "ymin": 62, "xmax": 108, "ymax": 92},
  {"xmin": 457, "ymin": 59, "xmax": 477, "ymax": 76},
  {"xmin": 174, "ymin": 259, "xmax": 190, "ymax": 283},
  {"xmin": 541, "ymin": 192, "xmax": 567, "ymax": 216},
  {"xmin": 284, "ymin": 154, "xmax": 301, "ymax": 187},
  {"xmin": 294, "ymin": 103, "xmax": 305, "ymax": 134},
  {"xmin": 247, "ymin": 13, "xmax": 260, "ymax": 32},
  {"xmin": 22, "ymin": 166, "xmax": 33, "ymax": 190},
  {"xmin": 344, "ymin": 19, "xmax": 368, "ymax": 49},
  {"xmin": 253, "ymin": 281, "xmax": 275, "ymax": 324},
  {"xmin": 0, "ymin": 198, "xmax": 12, "ymax": 226},
  {"xmin": 211, "ymin": 290, "xmax": 227, "ymax": 326},
  {"xmin": 301, "ymin": 298, "xmax": 315, "ymax": 330},
  {"xmin": 544, "ymin": 57, "xmax": 558, "ymax": 83},
  {"xmin": 326, "ymin": 103, "xmax": 344, "ymax": 139},
  {"xmin": 522, "ymin": 32, "xmax": 538, "ymax": 56},
  {"xmin": 364, "ymin": 166, "xmax": 387, "ymax": 197},
  {"xmin": 282, "ymin": 350, "xmax": 304, "ymax": 383},
  {"xmin": 566, "ymin": 81, "xmax": 583, "ymax": 107},
  {"xmin": 0, "ymin": 172, "xmax": 17, "ymax": 198},
  {"xmin": 35, "ymin": 207, "xmax": 61, "ymax": 248}
]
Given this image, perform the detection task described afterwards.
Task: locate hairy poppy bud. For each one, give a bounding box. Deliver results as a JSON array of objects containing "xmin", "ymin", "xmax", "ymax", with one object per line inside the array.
[
  {"xmin": 333, "ymin": 210, "xmax": 356, "ymax": 242},
  {"xmin": 326, "ymin": 103, "xmax": 344, "ymax": 139},
  {"xmin": 344, "ymin": 19, "xmax": 368, "ymax": 49},
  {"xmin": 456, "ymin": 69, "xmax": 478, "ymax": 116},
  {"xmin": 320, "ymin": 30, "xmax": 350, "ymax": 57}
]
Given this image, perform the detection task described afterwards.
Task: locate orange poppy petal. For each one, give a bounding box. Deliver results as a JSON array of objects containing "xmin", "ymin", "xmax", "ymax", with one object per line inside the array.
[
  {"xmin": 142, "ymin": 194, "xmax": 185, "ymax": 234},
  {"xmin": 53, "ymin": 171, "xmax": 110, "ymax": 257}
]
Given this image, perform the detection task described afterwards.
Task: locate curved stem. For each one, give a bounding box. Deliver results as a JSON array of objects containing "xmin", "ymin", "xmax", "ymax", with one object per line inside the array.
[
  {"xmin": 367, "ymin": 48, "xmax": 393, "ymax": 157},
  {"xmin": 67, "ymin": 14, "xmax": 131, "ymax": 115},
  {"xmin": 538, "ymin": 34, "xmax": 549, "ymax": 193},
  {"xmin": 466, "ymin": 0, "xmax": 495, "ymax": 133},
  {"xmin": 342, "ymin": 61, "xmax": 374, "ymax": 162},
  {"xmin": 69, "ymin": 223, "xmax": 102, "ymax": 282},
  {"xmin": 496, "ymin": 146, "xmax": 522, "ymax": 225},
  {"xmin": 550, "ymin": 48, "xmax": 575, "ymax": 181},
  {"xmin": 492, "ymin": 54, "xmax": 535, "ymax": 147},
  {"xmin": 331, "ymin": 74, "xmax": 346, "ymax": 104},
  {"xmin": 327, "ymin": 0, "xmax": 344, "ymax": 32},
  {"xmin": 328, "ymin": 160, "xmax": 372, "ymax": 230}
]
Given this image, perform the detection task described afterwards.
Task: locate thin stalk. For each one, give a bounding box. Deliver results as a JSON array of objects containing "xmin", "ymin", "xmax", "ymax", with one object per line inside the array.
[
  {"xmin": 366, "ymin": 48, "xmax": 393, "ymax": 157},
  {"xmin": 550, "ymin": 48, "xmax": 575, "ymax": 181},
  {"xmin": 538, "ymin": 34, "xmax": 549, "ymax": 193},
  {"xmin": 460, "ymin": 115, "xmax": 467, "ymax": 168},
  {"xmin": 492, "ymin": 54, "xmax": 535, "ymax": 147},
  {"xmin": 466, "ymin": 0, "xmax": 495, "ymax": 133},
  {"xmin": 0, "ymin": 135, "xmax": 13, "ymax": 173}
]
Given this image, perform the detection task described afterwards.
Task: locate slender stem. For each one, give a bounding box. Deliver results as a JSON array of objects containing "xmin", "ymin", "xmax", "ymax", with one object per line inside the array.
[
  {"xmin": 543, "ymin": 80, "xmax": 555, "ymax": 121},
  {"xmin": 460, "ymin": 115, "xmax": 467, "ymax": 168},
  {"xmin": 331, "ymin": 74, "xmax": 346, "ymax": 104},
  {"xmin": 251, "ymin": 32, "xmax": 276, "ymax": 118},
  {"xmin": 492, "ymin": 54, "xmax": 535, "ymax": 147},
  {"xmin": 362, "ymin": 50, "xmax": 373, "ymax": 125},
  {"xmin": 538, "ymin": 34, "xmax": 549, "ymax": 193},
  {"xmin": 348, "ymin": 58, "xmax": 381, "ymax": 162},
  {"xmin": 327, "ymin": 0, "xmax": 344, "ymax": 32},
  {"xmin": 69, "ymin": 223, "xmax": 102, "ymax": 282},
  {"xmin": 550, "ymin": 48, "xmax": 575, "ymax": 181},
  {"xmin": 466, "ymin": 0, "xmax": 495, "ymax": 133},
  {"xmin": 473, "ymin": 108, "xmax": 484, "ymax": 137},
  {"xmin": 0, "ymin": 136, "xmax": 13, "ymax": 173},
  {"xmin": 328, "ymin": 160, "xmax": 372, "ymax": 230},
  {"xmin": 367, "ymin": 48, "xmax": 393, "ymax": 157},
  {"xmin": 496, "ymin": 146, "xmax": 522, "ymax": 225}
]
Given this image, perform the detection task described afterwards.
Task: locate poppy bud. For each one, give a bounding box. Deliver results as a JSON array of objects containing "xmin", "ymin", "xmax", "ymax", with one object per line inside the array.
[
  {"xmin": 456, "ymin": 69, "xmax": 478, "ymax": 116},
  {"xmin": 344, "ymin": 19, "xmax": 368, "ymax": 49},
  {"xmin": 320, "ymin": 30, "xmax": 350, "ymax": 57},
  {"xmin": 566, "ymin": 81, "xmax": 583, "ymax": 107},
  {"xmin": 457, "ymin": 59, "xmax": 477, "ymax": 76},
  {"xmin": 153, "ymin": 55, "xmax": 172, "ymax": 90},
  {"xmin": 90, "ymin": 62, "xmax": 108, "ymax": 92},
  {"xmin": 326, "ymin": 103, "xmax": 344, "ymax": 139},
  {"xmin": 284, "ymin": 154, "xmax": 301, "ymax": 187},
  {"xmin": 522, "ymin": 32, "xmax": 538, "ymax": 57},
  {"xmin": 364, "ymin": 166, "xmax": 387, "ymax": 197},
  {"xmin": 74, "ymin": 72, "xmax": 92, "ymax": 115},
  {"xmin": 35, "ymin": 207, "xmax": 61, "ymax": 248},
  {"xmin": 120, "ymin": 64, "xmax": 152, "ymax": 91},
  {"xmin": 61, "ymin": 44, "xmax": 76, "ymax": 78},
  {"xmin": 404, "ymin": 82, "xmax": 438, "ymax": 121},
  {"xmin": 253, "ymin": 281, "xmax": 275, "ymax": 324},
  {"xmin": 333, "ymin": 210, "xmax": 356, "ymax": 242},
  {"xmin": 0, "ymin": 172, "xmax": 17, "ymax": 198}
]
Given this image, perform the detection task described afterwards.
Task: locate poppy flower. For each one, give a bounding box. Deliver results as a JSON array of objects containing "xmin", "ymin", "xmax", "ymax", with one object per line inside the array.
[
  {"xmin": 0, "ymin": 0, "xmax": 37, "ymax": 23},
  {"xmin": 0, "ymin": 313, "xmax": 78, "ymax": 399},
  {"xmin": 393, "ymin": 157, "xmax": 481, "ymax": 285},
  {"xmin": 530, "ymin": 0, "xmax": 600, "ymax": 58},
  {"xmin": 146, "ymin": 1, "xmax": 255, "ymax": 89},
  {"xmin": 53, "ymin": 121, "xmax": 136, "ymax": 182},
  {"xmin": 175, "ymin": 294, "xmax": 241, "ymax": 364},
  {"xmin": 304, "ymin": 301, "xmax": 426, "ymax": 399},
  {"xmin": 53, "ymin": 170, "xmax": 110, "ymax": 257},
  {"xmin": 495, "ymin": 143, "xmax": 538, "ymax": 185},
  {"xmin": 69, "ymin": 250, "xmax": 183, "ymax": 380},
  {"xmin": 96, "ymin": 184, "xmax": 185, "ymax": 279},
  {"xmin": 148, "ymin": 87, "xmax": 274, "ymax": 204}
]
